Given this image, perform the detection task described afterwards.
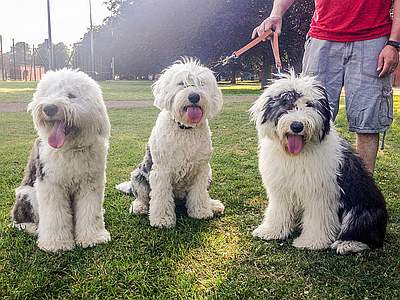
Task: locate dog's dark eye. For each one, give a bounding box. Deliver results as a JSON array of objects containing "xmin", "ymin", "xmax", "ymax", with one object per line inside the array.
[
  {"xmin": 178, "ymin": 81, "xmax": 185, "ymax": 86},
  {"xmin": 67, "ymin": 93, "xmax": 76, "ymax": 99},
  {"xmin": 306, "ymin": 101, "xmax": 315, "ymax": 108}
]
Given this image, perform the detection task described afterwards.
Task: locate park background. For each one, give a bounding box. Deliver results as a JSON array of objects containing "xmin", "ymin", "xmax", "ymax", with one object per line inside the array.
[{"xmin": 1, "ymin": 0, "xmax": 400, "ymax": 299}]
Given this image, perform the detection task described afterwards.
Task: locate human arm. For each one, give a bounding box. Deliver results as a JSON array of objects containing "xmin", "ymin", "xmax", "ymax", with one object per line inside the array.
[
  {"xmin": 251, "ymin": 0, "xmax": 296, "ymax": 39},
  {"xmin": 377, "ymin": 0, "xmax": 400, "ymax": 77}
]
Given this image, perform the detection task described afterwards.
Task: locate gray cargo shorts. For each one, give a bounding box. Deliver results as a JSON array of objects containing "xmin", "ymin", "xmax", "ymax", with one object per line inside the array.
[{"xmin": 302, "ymin": 36, "xmax": 393, "ymax": 133}]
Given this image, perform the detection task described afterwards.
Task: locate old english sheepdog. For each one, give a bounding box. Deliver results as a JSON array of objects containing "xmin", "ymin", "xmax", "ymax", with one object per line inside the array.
[
  {"xmin": 249, "ymin": 72, "xmax": 387, "ymax": 254},
  {"xmin": 116, "ymin": 58, "xmax": 224, "ymax": 228},
  {"xmin": 11, "ymin": 69, "xmax": 111, "ymax": 252}
]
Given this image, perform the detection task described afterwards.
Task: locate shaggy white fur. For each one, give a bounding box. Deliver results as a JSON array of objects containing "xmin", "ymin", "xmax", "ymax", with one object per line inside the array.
[
  {"xmin": 249, "ymin": 71, "xmax": 387, "ymax": 254},
  {"xmin": 116, "ymin": 58, "xmax": 224, "ymax": 228},
  {"xmin": 11, "ymin": 69, "xmax": 111, "ymax": 252}
]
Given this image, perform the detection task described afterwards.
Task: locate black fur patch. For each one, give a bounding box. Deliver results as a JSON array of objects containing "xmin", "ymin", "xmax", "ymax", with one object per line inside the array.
[
  {"xmin": 12, "ymin": 194, "xmax": 35, "ymax": 223},
  {"xmin": 37, "ymin": 161, "xmax": 45, "ymax": 181},
  {"xmin": 131, "ymin": 145, "xmax": 153, "ymax": 198},
  {"xmin": 336, "ymin": 139, "xmax": 387, "ymax": 248},
  {"xmin": 261, "ymin": 90, "xmax": 302, "ymax": 125},
  {"xmin": 21, "ymin": 139, "xmax": 41, "ymax": 187},
  {"xmin": 310, "ymin": 84, "xmax": 331, "ymax": 141},
  {"xmin": 140, "ymin": 146, "xmax": 153, "ymax": 174}
]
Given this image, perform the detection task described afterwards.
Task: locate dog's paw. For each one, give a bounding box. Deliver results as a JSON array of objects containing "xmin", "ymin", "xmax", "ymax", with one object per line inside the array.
[
  {"xmin": 331, "ymin": 240, "xmax": 369, "ymax": 255},
  {"xmin": 252, "ymin": 225, "xmax": 289, "ymax": 241},
  {"xmin": 187, "ymin": 207, "xmax": 214, "ymax": 220},
  {"xmin": 149, "ymin": 215, "xmax": 176, "ymax": 228},
  {"xmin": 115, "ymin": 181, "xmax": 132, "ymax": 194},
  {"xmin": 76, "ymin": 229, "xmax": 111, "ymax": 248},
  {"xmin": 129, "ymin": 200, "xmax": 149, "ymax": 215},
  {"xmin": 12, "ymin": 222, "xmax": 38, "ymax": 235},
  {"xmin": 293, "ymin": 235, "xmax": 331, "ymax": 250},
  {"xmin": 37, "ymin": 238, "xmax": 75, "ymax": 252},
  {"xmin": 209, "ymin": 199, "xmax": 225, "ymax": 215}
]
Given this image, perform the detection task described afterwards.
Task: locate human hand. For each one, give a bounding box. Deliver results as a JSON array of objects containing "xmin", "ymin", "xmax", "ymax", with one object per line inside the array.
[
  {"xmin": 251, "ymin": 16, "xmax": 282, "ymax": 40},
  {"xmin": 377, "ymin": 45, "xmax": 399, "ymax": 77}
]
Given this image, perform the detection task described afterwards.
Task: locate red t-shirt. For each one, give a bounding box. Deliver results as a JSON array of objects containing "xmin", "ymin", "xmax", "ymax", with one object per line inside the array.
[{"xmin": 308, "ymin": 0, "xmax": 392, "ymax": 42}]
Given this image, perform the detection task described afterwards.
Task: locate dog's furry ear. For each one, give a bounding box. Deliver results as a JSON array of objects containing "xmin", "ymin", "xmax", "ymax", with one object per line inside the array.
[
  {"xmin": 249, "ymin": 92, "xmax": 267, "ymax": 126},
  {"xmin": 152, "ymin": 72, "xmax": 174, "ymax": 110},
  {"xmin": 27, "ymin": 101, "xmax": 34, "ymax": 112},
  {"xmin": 311, "ymin": 83, "xmax": 332, "ymax": 141},
  {"xmin": 97, "ymin": 114, "xmax": 111, "ymax": 139},
  {"xmin": 152, "ymin": 76, "xmax": 165, "ymax": 110},
  {"xmin": 208, "ymin": 86, "xmax": 224, "ymax": 119}
]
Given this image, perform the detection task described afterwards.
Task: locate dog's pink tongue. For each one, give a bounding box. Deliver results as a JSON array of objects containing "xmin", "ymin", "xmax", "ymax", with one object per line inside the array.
[
  {"xmin": 48, "ymin": 121, "xmax": 66, "ymax": 149},
  {"xmin": 287, "ymin": 135, "xmax": 303, "ymax": 155},
  {"xmin": 186, "ymin": 106, "xmax": 203, "ymax": 123}
]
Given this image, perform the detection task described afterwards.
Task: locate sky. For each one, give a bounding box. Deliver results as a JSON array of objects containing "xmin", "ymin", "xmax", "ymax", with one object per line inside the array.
[{"xmin": 0, "ymin": 0, "xmax": 111, "ymax": 52}]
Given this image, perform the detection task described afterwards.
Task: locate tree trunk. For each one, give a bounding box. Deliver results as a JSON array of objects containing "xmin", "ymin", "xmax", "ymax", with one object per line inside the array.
[
  {"xmin": 230, "ymin": 69, "xmax": 237, "ymax": 84},
  {"xmin": 260, "ymin": 54, "xmax": 272, "ymax": 89}
]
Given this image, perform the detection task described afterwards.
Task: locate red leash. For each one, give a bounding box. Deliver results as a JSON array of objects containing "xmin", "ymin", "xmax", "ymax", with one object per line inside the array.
[{"xmin": 215, "ymin": 29, "xmax": 282, "ymax": 73}]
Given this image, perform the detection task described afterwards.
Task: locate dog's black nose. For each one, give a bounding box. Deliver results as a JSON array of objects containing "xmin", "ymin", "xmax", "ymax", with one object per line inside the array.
[
  {"xmin": 290, "ymin": 121, "xmax": 304, "ymax": 133},
  {"xmin": 188, "ymin": 92, "xmax": 200, "ymax": 104},
  {"xmin": 43, "ymin": 104, "xmax": 58, "ymax": 117}
]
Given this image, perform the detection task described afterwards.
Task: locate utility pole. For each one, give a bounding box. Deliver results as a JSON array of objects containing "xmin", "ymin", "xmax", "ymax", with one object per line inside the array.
[
  {"xmin": 89, "ymin": 0, "xmax": 95, "ymax": 79},
  {"xmin": 0, "ymin": 35, "xmax": 4, "ymax": 80},
  {"xmin": 12, "ymin": 38, "xmax": 16, "ymax": 80},
  {"xmin": 23, "ymin": 42, "xmax": 27, "ymax": 81},
  {"xmin": 47, "ymin": 0, "xmax": 54, "ymax": 70},
  {"xmin": 111, "ymin": 29, "xmax": 115, "ymax": 80},
  {"xmin": 33, "ymin": 45, "xmax": 37, "ymax": 81}
]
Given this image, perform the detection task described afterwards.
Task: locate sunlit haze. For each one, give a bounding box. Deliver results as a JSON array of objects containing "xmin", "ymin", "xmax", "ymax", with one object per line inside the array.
[{"xmin": 0, "ymin": 0, "xmax": 111, "ymax": 51}]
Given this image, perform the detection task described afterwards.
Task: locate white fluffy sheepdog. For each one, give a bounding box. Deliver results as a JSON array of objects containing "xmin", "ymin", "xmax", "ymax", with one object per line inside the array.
[
  {"xmin": 117, "ymin": 58, "xmax": 224, "ymax": 228},
  {"xmin": 250, "ymin": 72, "xmax": 387, "ymax": 254},
  {"xmin": 11, "ymin": 69, "xmax": 111, "ymax": 252}
]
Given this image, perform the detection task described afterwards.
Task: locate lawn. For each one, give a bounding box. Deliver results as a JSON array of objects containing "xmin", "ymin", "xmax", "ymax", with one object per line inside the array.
[
  {"xmin": 0, "ymin": 80, "xmax": 261, "ymax": 102},
  {"xmin": 0, "ymin": 96, "xmax": 400, "ymax": 299}
]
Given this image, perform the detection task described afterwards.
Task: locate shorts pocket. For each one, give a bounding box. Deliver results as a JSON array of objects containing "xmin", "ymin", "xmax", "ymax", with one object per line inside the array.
[
  {"xmin": 302, "ymin": 36, "xmax": 319, "ymax": 75},
  {"xmin": 379, "ymin": 86, "xmax": 393, "ymax": 126},
  {"xmin": 361, "ymin": 38, "xmax": 387, "ymax": 78}
]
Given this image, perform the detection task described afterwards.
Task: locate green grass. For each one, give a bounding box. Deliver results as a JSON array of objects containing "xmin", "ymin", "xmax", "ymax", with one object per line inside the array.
[
  {"xmin": 0, "ymin": 80, "xmax": 262, "ymax": 102},
  {"xmin": 1, "ymin": 98, "xmax": 400, "ymax": 299},
  {"xmin": 0, "ymin": 81, "xmax": 37, "ymax": 102}
]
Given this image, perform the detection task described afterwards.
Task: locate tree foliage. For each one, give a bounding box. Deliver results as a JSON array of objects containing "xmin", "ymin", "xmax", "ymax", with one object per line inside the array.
[{"xmin": 75, "ymin": 0, "xmax": 314, "ymax": 80}]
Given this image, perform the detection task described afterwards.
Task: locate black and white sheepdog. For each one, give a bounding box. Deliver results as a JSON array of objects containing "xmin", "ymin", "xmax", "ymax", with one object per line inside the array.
[
  {"xmin": 116, "ymin": 58, "xmax": 225, "ymax": 228},
  {"xmin": 249, "ymin": 72, "xmax": 387, "ymax": 254},
  {"xmin": 11, "ymin": 69, "xmax": 111, "ymax": 252}
]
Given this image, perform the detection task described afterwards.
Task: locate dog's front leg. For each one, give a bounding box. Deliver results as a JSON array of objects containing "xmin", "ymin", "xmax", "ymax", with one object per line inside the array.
[
  {"xmin": 36, "ymin": 182, "xmax": 75, "ymax": 252},
  {"xmin": 293, "ymin": 198, "xmax": 340, "ymax": 250},
  {"xmin": 74, "ymin": 178, "xmax": 110, "ymax": 248},
  {"xmin": 186, "ymin": 164, "xmax": 224, "ymax": 219},
  {"xmin": 252, "ymin": 190, "xmax": 295, "ymax": 241},
  {"xmin": 148, "ymin": 168, "xmax": 176, "ymax": 228}
]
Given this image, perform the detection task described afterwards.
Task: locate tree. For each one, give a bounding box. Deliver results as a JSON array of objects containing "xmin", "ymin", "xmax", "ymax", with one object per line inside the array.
[
  {"xmin": 53, "ymin": 42, "xmax": 71, "ymax": 69},
  {"xmin": 76, "ymin": 0, "xmax": 314, "ymax": 81}
]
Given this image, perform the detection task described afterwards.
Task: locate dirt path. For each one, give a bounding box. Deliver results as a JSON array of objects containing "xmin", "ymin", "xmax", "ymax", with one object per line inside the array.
[{"xmin": 0, "ymin": 95, "xmax": 257, "ymax": 113}]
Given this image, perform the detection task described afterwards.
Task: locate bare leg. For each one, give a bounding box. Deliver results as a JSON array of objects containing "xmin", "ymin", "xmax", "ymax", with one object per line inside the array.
[{"xmin": 356, "ymin": 133, "xmax": 379, "ymax": 174}]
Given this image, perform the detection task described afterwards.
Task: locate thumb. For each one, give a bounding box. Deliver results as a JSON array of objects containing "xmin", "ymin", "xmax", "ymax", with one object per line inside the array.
[{"xmin": 251, "ymin": 27, "xmax": 258, "ymax": 39}]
